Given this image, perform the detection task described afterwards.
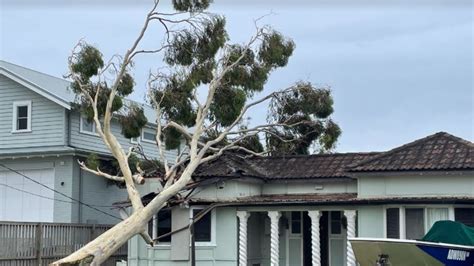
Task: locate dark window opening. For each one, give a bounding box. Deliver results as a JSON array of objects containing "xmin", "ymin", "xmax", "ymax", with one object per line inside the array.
[
  {"xmin": 455, "ymin": 208, "xmax": 474, "ymax": 227},
  {"xmin": 291, "ymin": 211, "xmax": 302, "ymax": 234},
  {"xmin": 386, "ymin": 208, "xmax": 400, "ymax": 239},
  {"xmin": 157, "ymin": 210, "xmax": 172, "ymax": 242},
  {"xmin": 17, "ymin": 105, "xmax": 29, "ymax": 130},
  {"xmin": 193, "ymin": 209, "xmax": 211, "ymax": 242},
  {"xmin": 330, "ymin": 211, "xmax": 342, "ymax": 235}
]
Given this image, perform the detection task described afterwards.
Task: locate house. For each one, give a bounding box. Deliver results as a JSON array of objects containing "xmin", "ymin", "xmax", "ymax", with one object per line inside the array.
[
  {"xmin": 127, "ymin": 132, "xmax": 473, "ymax": 266},
  {"xmin": 0, "ymin": 60, "xmax": 178, "ymax": 224}
]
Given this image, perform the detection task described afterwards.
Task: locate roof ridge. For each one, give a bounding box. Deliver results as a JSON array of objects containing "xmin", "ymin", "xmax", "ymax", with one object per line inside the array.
[
  {"xmin": 250, "ymin": 151, "xmax": 381, "ymax": 160},
  {"xmin": 348, "ymin": 131, "xmax": 473, "ymax": 171},
  {"xmin": 0, "ymin": 60, "xmax": 70, "ymax": 84}
]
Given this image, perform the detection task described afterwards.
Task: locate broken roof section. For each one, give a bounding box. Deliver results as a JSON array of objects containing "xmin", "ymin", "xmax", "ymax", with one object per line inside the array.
[
  {"xmin": 193, "ymin": 152, "xmax": 379, "ymax": 180},
  {"xmin": 193, "ymin": 132, "xmax": 473, "ymax": 180}
]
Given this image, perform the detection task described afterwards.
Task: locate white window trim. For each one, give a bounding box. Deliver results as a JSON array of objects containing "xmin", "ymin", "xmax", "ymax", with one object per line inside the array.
[
  {"xmin": 130, "ymin": 136, "xmax": 140, "ymax": 144},
  {"xmin": 141, "ymin": 127, "xmax": 157, "ymax": 144},
  {"xmin": 190, "ymin": 206, "xmax": 216, "ymax": 246},
  {"xmin": 149, "ymin": 213, "xmax": 172, "ymax": 247},
  {"xmin": 383, "ymin": 204, "xmax": 454, "ymax": 239},
  {"xmin": 12, "ymin": 100, "xmax": 32, "ymax": 133},
  {"xmin": 79, "ymin": 115, "xmax": 99, "ymax": 136}
]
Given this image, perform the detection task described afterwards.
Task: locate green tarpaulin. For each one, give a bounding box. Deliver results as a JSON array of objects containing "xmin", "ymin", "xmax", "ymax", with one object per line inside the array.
[{"xmin": 422, "ymin": 220, "xmax": 474, "ymax": 246}]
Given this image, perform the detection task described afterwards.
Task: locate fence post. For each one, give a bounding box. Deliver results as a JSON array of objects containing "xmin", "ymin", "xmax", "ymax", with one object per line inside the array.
[{"xmin": 36, "ymin": 223, "xmax": 43, "ymax": 265}]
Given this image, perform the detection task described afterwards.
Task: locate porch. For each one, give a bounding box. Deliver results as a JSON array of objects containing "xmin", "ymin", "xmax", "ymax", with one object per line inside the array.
[{"xmin": 236, "ymin": 208, "xmax": 357, "ymax": 266}]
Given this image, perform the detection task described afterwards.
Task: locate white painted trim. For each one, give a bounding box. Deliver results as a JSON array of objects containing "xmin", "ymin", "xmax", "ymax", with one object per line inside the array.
[
  {"xmin": 0, "ymin": 68, "xmax": 71, "ymax": 110},
  {"xmin": 79, "ymin": 115, "xmax": 99, "ymax": 136},
  {"xmin": 189, "ymin": 206, "xmax": 216, "ymax": 246},
  {"xmin": 141, "ymin": 127, "xmax": 156, "ymax": 144},
  {"xmin": 11, "ymin": 100, "xmax": 32, "ymax": 133}
]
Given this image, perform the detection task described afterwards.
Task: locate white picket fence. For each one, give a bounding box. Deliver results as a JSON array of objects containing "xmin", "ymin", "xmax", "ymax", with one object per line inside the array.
[{"xmin": 0, "ymin": 221, "xmax": 127, "ymax": 266}]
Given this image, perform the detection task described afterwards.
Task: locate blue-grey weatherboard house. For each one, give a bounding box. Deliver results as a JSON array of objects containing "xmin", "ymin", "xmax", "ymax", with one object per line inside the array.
[
  {"xmin": 0, "ymin": 60, "xmax": 179, "ymax": 224},
  {"xmin": 125, "ymin": 132, "xmax": 474, "ymax": 266}
]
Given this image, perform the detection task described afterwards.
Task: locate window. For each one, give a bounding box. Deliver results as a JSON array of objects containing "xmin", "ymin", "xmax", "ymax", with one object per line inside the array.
[
  {"xmin": 330, "ymin": 211, "xmax": 342, "ymax": 235},
  {"xmin": 141, "ymin": 128, "xmax": 156, "ymax": 143},
  {"xmin": 455, "ymin": 208, "xmax": 474, "ymax": 227},
  {"xmin": 426, "ymin": 208, "xmax": 449, "ymax": 229},
  {"xmin": 290, "ymin": 211, "xmax": 302, "ymax": 234},
  {"xmin": 386, "ymin": 208, "xmax": 400, "ymax": 239},
  {"xmin": 405, "ymin": 208, "xmax": 424, "ymax": 240},
  {"xmin": 192, "ymin": 208, "xmax": 212, "ymax": 243},
  {"xmin": 148, "ymin": 209, "xmax": 172, "ymax": 244},
  {"xmin": 12, "ymin": 101, "xmax": 31, "ymax": 132},
  {"xmin": 79, "ymin": 116, "xmax": 97, "ymax": 135}
]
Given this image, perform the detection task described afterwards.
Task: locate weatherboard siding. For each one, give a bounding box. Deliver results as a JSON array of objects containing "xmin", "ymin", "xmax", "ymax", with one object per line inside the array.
[
  {"xmin": 69, "ymin": 112, "xmax": 178, "ymax": 161},
  {"xmin": 0, "ymin": 75, "xmax": 66, "ymax": 150}
]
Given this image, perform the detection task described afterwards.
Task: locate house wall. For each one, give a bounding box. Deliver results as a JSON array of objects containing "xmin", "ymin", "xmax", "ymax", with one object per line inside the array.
[
  {"xmin": 358, "ymin": 174, "xmax": 474, "ymax": 198},
  {"xmin": 0, "ymin": 156, "xmax": 74, "ymax": 222},
  {"xmin": 0, "ymin": 155, "xmax": 124, "ymax": 224},
  {"xmin": 69, "ymin": 112, "xmax": 178, "ymax": 162},
  {"xmin": 0, "ymin": 75, "xmax": 66, "ymax": 151},
  {"xmin": 262, "ymin": 180, "xmax": 357, "ymax": 195},
  {"xmin": 128, "ymin": 207, "xmax": 238, "ymax": 266},
  {"xmin": 191, "ymin": 180, "xmax": 262, "ymax": 200}
]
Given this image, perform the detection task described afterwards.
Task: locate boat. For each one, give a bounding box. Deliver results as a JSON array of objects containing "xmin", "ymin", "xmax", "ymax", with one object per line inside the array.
[{"xmin": 349, "ymin": 220, "xmax": 474, "ymax": 266}]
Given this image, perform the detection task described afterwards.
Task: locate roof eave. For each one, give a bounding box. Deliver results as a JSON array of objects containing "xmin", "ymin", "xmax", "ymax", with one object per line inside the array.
[{"xmin": 0, "ymin": 68, "xmax": 71, "ymax": 110}]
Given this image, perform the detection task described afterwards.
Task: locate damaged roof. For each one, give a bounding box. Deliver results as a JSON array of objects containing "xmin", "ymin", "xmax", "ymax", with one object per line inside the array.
[{"xmin": 193, "ymin": 152, "xmax": 379, "ymax": 180}]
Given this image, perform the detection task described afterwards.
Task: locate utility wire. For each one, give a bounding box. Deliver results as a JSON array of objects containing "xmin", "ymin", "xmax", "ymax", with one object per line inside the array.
[
  {"xmin": 0, "ymin": 183, "xmax": 114, "ymax": 207},
  {"xmin": 0, "ymin": 163, "xmax": 122, "ymax": 221}
]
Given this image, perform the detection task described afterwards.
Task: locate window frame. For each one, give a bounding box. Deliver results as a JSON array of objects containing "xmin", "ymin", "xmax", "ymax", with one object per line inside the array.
[
  {"xmin": 383, "ymin": 204, "xmax": 454, "ymax": 239},
  {"xmin": 141, "ymin": 127, "xmax": 157, "ymax": 144},
  {"xmin": 12, "ymin": 100, "xmax": 32, "ymax": 133},
  {"xmin": 149, "ymin": 209, "xmax": 172, "ymax": 246},
  {"xmin": 290, "ymin": 211, "xmax": 302, "ymax": 235},
  {"xmin": 190, "ymin": 206, "xmax": 216, "ymax": 246},
  {"xmin": 79, "ymin": 115, "xmax": 99, "ymax": 136}
]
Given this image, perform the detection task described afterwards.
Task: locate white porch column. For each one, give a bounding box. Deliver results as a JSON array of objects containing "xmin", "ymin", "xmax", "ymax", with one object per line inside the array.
[
  {"xmin": 267, "ymin": 211, "xmax": 281, "ymax": 266},
  {"xmin": 307, "ymin": 210, "xmax": 322, "ymax": 266},
  {"xmin": 344, "ymin": 210, "xmax": 357, "ymax": 266},
  {"xmin": 237, "ymin": 211, "xmax": 250, "ymax": 266}
]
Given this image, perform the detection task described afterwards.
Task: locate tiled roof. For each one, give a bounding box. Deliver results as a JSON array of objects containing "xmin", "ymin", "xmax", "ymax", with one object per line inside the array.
[
  {"xmin": 181, "ymin": 194, "xmax": 474, "ymax": 205},
  {"xmin": 194, "ymin": 152, "xmax": 379, "ymax": 180},
  {"xmin": 350, "ymin": 132, "xmax": 474, "ymax": 172}
]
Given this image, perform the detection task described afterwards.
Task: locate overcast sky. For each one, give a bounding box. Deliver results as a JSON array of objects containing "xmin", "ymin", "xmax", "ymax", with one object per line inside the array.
[{"xmin": 1, "ymin": 0, "xmax": 472, "ymax": 152}]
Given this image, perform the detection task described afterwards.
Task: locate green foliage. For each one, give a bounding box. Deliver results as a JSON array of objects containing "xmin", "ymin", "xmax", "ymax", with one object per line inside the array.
[
  {"xmin": 259, "ymin": 32, "xmax": 295, "ymax": 68},
  {"xmin": 210, "ymin": 86, "xmax": 246, "ymax": 127},
  {"xmin": 71, "ymin": 45, "xmax": 104, "ymax": 81},
  {"xmin": 165, "ymin": 16, "xmax": 227, "ymax": 66},
  {"xmin": 163, "ymin": 127, "xmax": 182, "ymax": 150},
  {"xmin": 85, "ymin": 153, "xmax": 100, "ymax": 170},
  {"xmin": 266, "ymin": 83, "xmax": 340, "ymax": 155},
  {"xmin": 237, "ymin": 134, "xmax": 264, "ymax": 153},
  {"xmin": 117, "ymin": 73, "xmax": 135, "ymax": 96},
  {"xmin": 120, "ymin": 105, "xmax": 148, "ymax": 139},
  {"xmin": 172, "ymin": 0, "xmax": 212, "ymax": 12}
]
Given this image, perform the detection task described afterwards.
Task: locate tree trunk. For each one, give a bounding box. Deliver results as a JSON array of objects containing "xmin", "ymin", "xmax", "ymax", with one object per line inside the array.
[{"xmin": 50, "ymin": 211, "xmax": 147, "ymax": 265}]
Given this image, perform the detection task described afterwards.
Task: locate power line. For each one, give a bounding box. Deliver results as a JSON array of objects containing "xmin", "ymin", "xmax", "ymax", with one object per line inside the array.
[
  {"xmin": 0, "ymin": 163, "xmax": 122, "ymax": 221},
  {"xmin": 0, "ymin": 183, "xmax": 114, "ymax": 207}
]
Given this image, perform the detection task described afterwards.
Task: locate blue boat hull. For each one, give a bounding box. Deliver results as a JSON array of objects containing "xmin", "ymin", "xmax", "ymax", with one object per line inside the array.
[{"xmin": 349, "ymin": 238, "xmax": 474, "ymax": 266}]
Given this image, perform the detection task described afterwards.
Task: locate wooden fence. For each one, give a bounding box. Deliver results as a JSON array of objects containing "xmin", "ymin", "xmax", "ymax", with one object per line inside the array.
[{"xmin": 0, "ymin": 221, "xmax": 127, "ymax": 266}]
